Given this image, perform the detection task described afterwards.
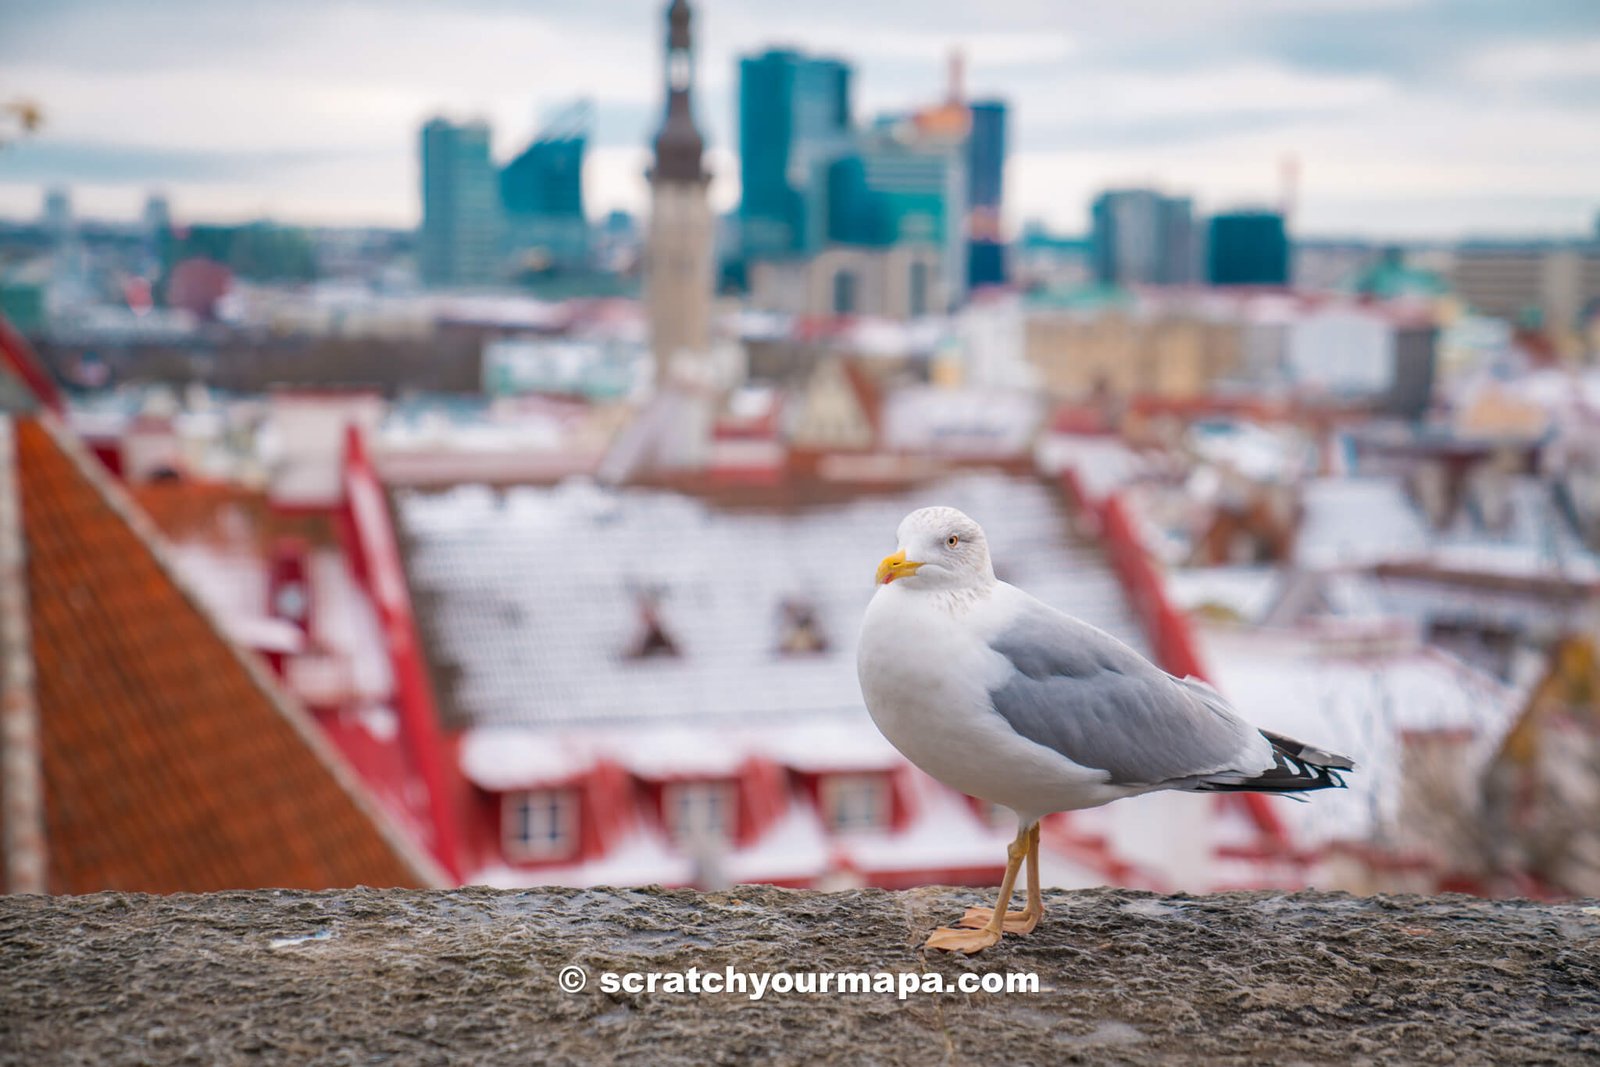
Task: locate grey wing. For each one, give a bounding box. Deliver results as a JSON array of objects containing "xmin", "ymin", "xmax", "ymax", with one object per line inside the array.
[{"xmin": 986, "ymin": 599, "xmax": 1270, "ymax": 787}]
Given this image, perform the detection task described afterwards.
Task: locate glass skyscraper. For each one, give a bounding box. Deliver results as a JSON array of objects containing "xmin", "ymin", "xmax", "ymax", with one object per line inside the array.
[
  {"xmin": 814, "ymin": 118, "xmax": 966, "ymax": 309},
  {"xmin": 1090, "ymin": 188, "xmax": 1198, "ymax": 287},
  {"xmin": 500, "ymin": 113, "xmax": 589, "ymax": 273},
  {"xmin": 419, "ymin": 118, "xmax": 500, "ymax": 288},
  {"xmin": 737, "ymin": 49, "xmax": 853, "ymax": 260},
  {"xmin": 966, "ymin": 100, "xmax": 1007, "ymax": 288},
  {"xmin": 1206, "ymin": 211, "xmax": 1290, "ymax": 286}
]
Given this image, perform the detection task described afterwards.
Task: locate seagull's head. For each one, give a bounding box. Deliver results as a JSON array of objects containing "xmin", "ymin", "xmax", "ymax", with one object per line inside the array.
[{"xmin": 877, "ymin": 507, "xmax": 996, "ymax": 593}]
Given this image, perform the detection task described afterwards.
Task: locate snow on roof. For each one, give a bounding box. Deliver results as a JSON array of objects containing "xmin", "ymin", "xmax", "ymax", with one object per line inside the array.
[
  {"xmin": 166, "ymin": 542, "xmax": 268, "ymax": 624},
  {"xmin": 398, "ymin": 471, "xmax": 1146, "ymax": 730},
  {"xmin": 1500, "ymin": 367, "xmax": 1600, "ymax": 417},
  {"xmin": 458, "ymin": 713, "xmax": 907, "ymax": 792},
  {"xmin": 164, "ymin": 538, "xmax": 396, "ymax": 698},
  {"xmin": 227, "ymin": 616, "xmax": 305, "ymax": 655},
  {"xmin": 1034, "ymin": 434, "xmax": 1148, "ymax": 503},
  {"xmin": 845, "ymin": 316, "xmax": 950, "ymax": 358},
  {"xmin": 726, "ymin": 385, "xmax": 779, "ymax": 422},
  {"xmin": 757, "ymin": 718, "xmax": 903, "ymax": 774},
  {"xmin": 1295, "ymin": 478, "xmax": 1432, "ymax": 569},
  {"xmin": 731, "ymin": 309, "xmax": 793, "ymax": 340},
  {"xmin": 66, "ymin": 406, "xmax": 131, "ymax": 441},
  {"xmin": 1198, "ymin": 626, "xmax": 1523, "ymax": 849},
  {"xmin": 1373, "ymin": 571, "xmax": 1586, "ymax": 637},
  {"xmin": 1165, "ymin": 566, "xmax": 1282, "ymax": 622},
  {"xmin": 378, "ymin": 399, "xmax": 579, "ymax": 455},
  {"xmin": 1185, "ymin": 420, "xmax": 1314, "ymax": 484},
  {"xmin": 612, "ymin": 724, "xmax": 751, "ymax": 780},
  {"xmin": 431, "ymin": 294, "xmax": 568, "ymax": 330},
  {"xmin": 880, "ymin": 387, "xmax": 1043, "ymax": 457},
  {"xmin": 1430, "ymin": 541, "xmax": 1600, "ymax": 583},
  {"xmin": 1296, "ymin": 474, "xmax": 1600, "ymax": 581},
  {"xmin": 1429, "ymin": 476, "xmax": 1600, "ymax": 582},
  {"xmin": 310, "ymin": 549, "xmax": 394, "ymax": 701},
  {"xmin": 459, "ymin": 729, "xmax": 597, "ymax": 791}
]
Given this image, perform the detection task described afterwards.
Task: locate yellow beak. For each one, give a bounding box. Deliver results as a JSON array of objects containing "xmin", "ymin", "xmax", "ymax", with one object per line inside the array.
[{"xmin": 876, "ymin": 550, "xmax": 923, "ymax": 586}]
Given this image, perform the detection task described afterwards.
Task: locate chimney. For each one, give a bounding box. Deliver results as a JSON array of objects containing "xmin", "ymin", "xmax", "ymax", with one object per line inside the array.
[
  {"xmin": 1279, "ymin": 152, "xmax": 1300, "ymax": 230},
  {"xmin": 947, "ymin": 48, "xmax": 966, "ymax": 105}
]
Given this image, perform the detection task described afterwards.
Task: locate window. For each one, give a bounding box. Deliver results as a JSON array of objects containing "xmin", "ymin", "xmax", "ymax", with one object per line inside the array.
[
  {"xmin": 504, "ymin": 789, "xmax": 577, "ymax": 862},
  {"xmin": 776, "ymin": 597, "xmax": 828, "ymax": 656},
  {"xmin": 832, "ymin": 269, "xmax": 857, "ymax": 315},
  {"xmin": 909, "ymin": 261, "xmax": 929, "ymax": 318},
  {"xmin": 273, "ymin": 580, "xmax": 308, "ymax": 624},
  {"xmin": 664, "ymin": 781, "xmax": 736, "ymax": 845},
  {"xmin": 820, "ymin": 773, "xmax": 891, "ymax": 833},
  {"xmin": 627, "ymin": 592, "xmax": 680, "ymax": 659}
]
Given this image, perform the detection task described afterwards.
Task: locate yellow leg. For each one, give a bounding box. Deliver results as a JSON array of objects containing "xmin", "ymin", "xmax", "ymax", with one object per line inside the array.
[
  {"xmin": 925, "ymin": 825, "xmax": 1029, "ymax": 954},
  {"xmin": 957, "ymin": 822, "xmax": 1043, "ymax": 934}
]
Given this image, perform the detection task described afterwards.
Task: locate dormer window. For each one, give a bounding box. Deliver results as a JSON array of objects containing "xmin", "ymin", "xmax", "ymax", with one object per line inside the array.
[
  {"xmin": 504, "ymin": 788, "xmax": 578, "ymax": 862},
  {"xmin": 820, "ymin": 773, "xmax": 890, "ymax": 833},
  {"xmin": 273, "ymin": 580, "xmax": 309, "ymax": 625},
  {"xmin": 776, "ymin": 598, "xmax": 828, "ymax": 656},
  {"xmin": 627, "ymin": 590, "xmax": 681, "ymax": 659},
  {"xmin": 664, "ymin": 780, "xmax": 735, "ymax": 845}
]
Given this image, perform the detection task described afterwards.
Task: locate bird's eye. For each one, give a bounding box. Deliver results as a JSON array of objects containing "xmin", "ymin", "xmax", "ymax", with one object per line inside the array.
[{"xmin": 946, "ymin": 534, "xmax": 959, "ymax": 548}]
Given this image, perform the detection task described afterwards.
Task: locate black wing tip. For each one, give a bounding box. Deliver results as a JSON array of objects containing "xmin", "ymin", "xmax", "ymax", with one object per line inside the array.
[
  {"xmin": 1195, "ymin": 767, "xmax": 1349, "ymax": 794},
  {"xmin": 1195, "ymin": 731, "xmax": 1355, "ymax": 795},
  {"xmin": 1260, "ymin": 729, "xmax": 1356, "ymax": 772}
]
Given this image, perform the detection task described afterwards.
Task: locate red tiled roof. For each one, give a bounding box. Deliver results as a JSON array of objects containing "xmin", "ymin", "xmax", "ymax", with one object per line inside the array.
[{"xmin": 13, "ymin": 416, "xmax": 435, "ymax": 893}]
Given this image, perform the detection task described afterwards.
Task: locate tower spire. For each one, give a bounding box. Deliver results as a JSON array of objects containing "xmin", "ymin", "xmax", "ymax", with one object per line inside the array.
[
  {"xmin": 653, "ymin": 0, "xmax": 706, "ymax": 184},
  {"xmin": 644, "ymin": 0, "xmax": 716, "ymax": 451}
]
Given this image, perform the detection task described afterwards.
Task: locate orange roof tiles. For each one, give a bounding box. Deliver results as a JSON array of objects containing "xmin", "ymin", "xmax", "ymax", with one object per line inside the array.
[{"xmin": 14, "ymin": 416, "xmax": 434, "ymax": 893}]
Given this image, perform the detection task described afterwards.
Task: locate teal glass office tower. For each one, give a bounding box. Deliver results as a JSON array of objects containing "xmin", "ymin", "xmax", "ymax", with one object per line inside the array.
[
  {"xmin": 420, "ymin": 118, "xmax": 500, "ymax": 288},
  {"xmin": 738, "ymin": 49, "xmax": 853, "ymax": 260}
]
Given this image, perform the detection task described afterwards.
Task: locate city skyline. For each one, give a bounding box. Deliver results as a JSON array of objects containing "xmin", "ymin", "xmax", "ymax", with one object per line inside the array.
[{"xmin": 1, "ymin": 0, "xmax": 1597, "ymax": 239}]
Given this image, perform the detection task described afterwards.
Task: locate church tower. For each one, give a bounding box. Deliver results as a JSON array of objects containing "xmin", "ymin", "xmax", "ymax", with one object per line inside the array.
[{"xmin": 646, "ymin": 0, "xmax": 714, "ymax": 387}]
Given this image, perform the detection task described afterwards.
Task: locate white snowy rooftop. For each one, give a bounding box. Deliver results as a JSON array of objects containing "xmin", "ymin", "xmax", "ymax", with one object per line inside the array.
[
  {"xmin": 395, "ymin": 472, "xmax": 1146, "ymax": 730},
  {"xmin": 1295, "ymin": 474, "xmax": 1600, "ymax": 580},
  {"xmin": 880, "ymin": 386, "xmax": 1045, "ymax": 458},
  {"xmin": 1035, "ymin": 433, "xmax": 1152, "ymax": 503},
  {"xmin": 458, "ymin": 716, "xmax": 907, "ymax": 792},
  {"xmin": 1294, "ymin": 478, "xmax": 1433, "ymax": 568}
]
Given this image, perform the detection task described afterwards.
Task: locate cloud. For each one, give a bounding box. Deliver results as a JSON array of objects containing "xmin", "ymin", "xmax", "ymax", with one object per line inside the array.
[{"xmin": 1459, "ymin": 37, "xmax": 1600, "ymax": 110}]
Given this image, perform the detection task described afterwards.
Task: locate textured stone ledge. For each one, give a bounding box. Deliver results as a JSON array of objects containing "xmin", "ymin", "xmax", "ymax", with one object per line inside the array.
[{"xmin": 3, "ymin": 886, "xmax": 1599, "ymax": 1065}]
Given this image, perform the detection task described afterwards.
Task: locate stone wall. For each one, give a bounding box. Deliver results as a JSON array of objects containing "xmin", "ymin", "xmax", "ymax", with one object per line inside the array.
[{"xmin": 3, "ymin": 886, "xmax": 1598, "ymax": 1065}]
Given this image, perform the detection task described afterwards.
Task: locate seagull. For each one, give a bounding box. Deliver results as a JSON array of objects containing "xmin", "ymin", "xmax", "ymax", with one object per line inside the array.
[{"xmin": 857, "ymin": 507, "xmax": 1353, "ymax": 955}]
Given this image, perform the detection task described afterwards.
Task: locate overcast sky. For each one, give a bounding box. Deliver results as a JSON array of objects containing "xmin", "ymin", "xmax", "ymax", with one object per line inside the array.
[{"xmin": 1, "ymin": 0, "xmax": 1596, "ymax": 238}]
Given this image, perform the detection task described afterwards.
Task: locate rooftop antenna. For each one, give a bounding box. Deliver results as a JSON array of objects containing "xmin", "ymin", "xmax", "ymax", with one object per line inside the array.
[
  {"xmin": 1279, "ymin": 152, "xmax": 1300, "ymax": 230},
  {"xmin": 947, "ymin": 47, "xmax": 966, "ymax": 105}
]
